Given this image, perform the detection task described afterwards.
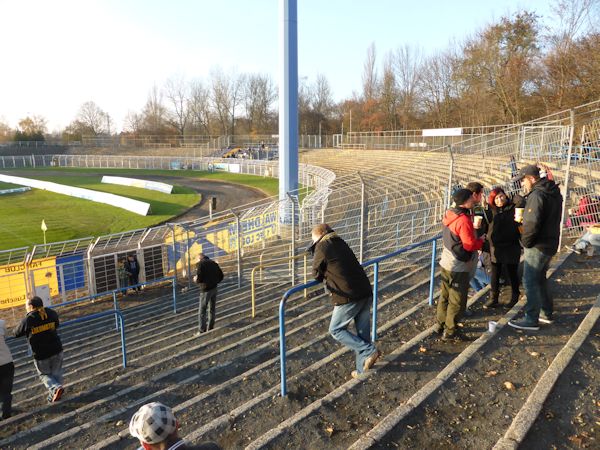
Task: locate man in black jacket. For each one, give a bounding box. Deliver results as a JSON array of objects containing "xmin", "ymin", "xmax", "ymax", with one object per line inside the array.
[
  {"xmin": 508, "ymin": 165, "xmax": 563, "ymax": 331},
  {"xmin": 310, "ymin": 224, "xmax": 380, "ymax": 378},
  {"xmin": 194, "ymin": 254, "xmax": 224, "ymax": 333},
  {"xmin": 15, "ymin": 296, "xmax": 65, "ymax": 403},
  {"xmin": 125, "ymin": 254, "xmax": 142, "ymax": 294}
]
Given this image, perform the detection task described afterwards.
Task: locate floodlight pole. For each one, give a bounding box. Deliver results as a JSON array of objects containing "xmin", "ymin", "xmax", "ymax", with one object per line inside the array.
[{"xmin": 279, "ymin": 0, "xmax": 299, "ymax": 223}]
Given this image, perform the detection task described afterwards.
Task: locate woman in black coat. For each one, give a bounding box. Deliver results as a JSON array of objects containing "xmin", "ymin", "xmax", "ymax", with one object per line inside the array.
[{"xmin": 484, "ymin": 188, "xmax": 522, "ymax": 308}]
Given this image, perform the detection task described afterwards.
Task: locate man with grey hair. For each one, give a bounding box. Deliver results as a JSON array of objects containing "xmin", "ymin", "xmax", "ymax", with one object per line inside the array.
[{"xmin": 193, "ymin": 254, "xmax": 224, "ymax": 334}]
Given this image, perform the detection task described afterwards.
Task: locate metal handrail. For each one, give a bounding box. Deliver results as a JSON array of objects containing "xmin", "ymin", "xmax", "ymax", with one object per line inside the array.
[
  {"xmin": 251, "ymin": 252, "xmax": 309, "ymax": 318},
  {"xmin": 278, "ymin": 235, "xmax": 441, "ymax": 396},
  {"xmin": 62, "ymin": 309, "xmax": 127, "ymax": 368},
  {"xmin": 51, "ymin": 275, "xmax": 177, "ymax": 312}
]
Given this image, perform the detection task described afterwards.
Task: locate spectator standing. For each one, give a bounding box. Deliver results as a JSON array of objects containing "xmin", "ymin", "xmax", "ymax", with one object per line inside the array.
[
  {"xmin": 125, "ymin": 254, "xmax": 142, "ymax": 294},
  {"xmin": 194, "ymin": 254, "xmax": 224, "ymax": 334},
  {"xmin": 0, "ymin": 319, "xmax": 14, "ymax": 419},
  {"xmin": 466, "ymin": 182, "xmax": 492, "ymax": 304},
  {"xmin": 129, "ymin": 402, "xmax": 222, "ymax": 450},
  {"xmin": 118, "ymin": 258, "xmax": 129, "ymax": 296},
  {"xmin": 484, "ymin": 188, "xmax": 522, "ymax": 308},
  {"xmin": 15, "ymin": 296, "xmax": 64, "ymax": 403},
  {"xmin": 508, "ymin": 165, "xmax": 563, "ymax": 331},
  {"xmin": 310, "ymin": 224, "xmax": 380, "ymax": 378},
  {"xmin": 437, "ymin": 189, "xmax": 484, "ymax": 341}
]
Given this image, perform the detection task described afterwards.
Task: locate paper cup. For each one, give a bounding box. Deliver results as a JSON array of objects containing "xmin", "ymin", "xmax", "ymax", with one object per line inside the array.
[
  {"xmin": 473, "ymin": 216, "xmax": 483, "ymax": 229},
  {"xmin": 514, "ymin": 208, "xmax": 524, "ymax": 223},
  {"xmin": 488, "ymin": 321, "xmax": 497, "ymax": 333}
]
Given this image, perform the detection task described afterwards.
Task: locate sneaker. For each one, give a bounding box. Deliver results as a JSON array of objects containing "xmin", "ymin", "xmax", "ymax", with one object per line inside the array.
[
  {"xmin": 508, "ymin": 319, "xmax": 540, "ymax": 331},
  {"xmin": 539, "ymin": 312, "xmax": 554, "ymax": 324},
  {"xmin": 565, "ymin": 244, "xmax": 581, "ymax": 255},
  {"xmin": 441, "ymin": 330, "xmax": 469, "ymax": 342},
  {"xmin": 351, "ymin": 370, "xmax": 367, "ymax": 379},
  {"xmin": 363, "ymin": 349, "xmax": 381, "ymax": 372},
  {"xmin": 51, "ymin": 386, "xmax": 64, "ymax": 402},
  {"xmin": 463, "ymin": 308, "xmax": 473, "ymax": 317}
]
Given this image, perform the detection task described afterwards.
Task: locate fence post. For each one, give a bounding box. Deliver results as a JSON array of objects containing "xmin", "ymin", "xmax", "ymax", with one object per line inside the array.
[
  {"xmin": 357, "ymin": 172, "xmax": 366, "ymax": 263},
  {"xmin": 429, "ymin": 239, "xmax": 438, "ymax": 305},
  {"xmin": 112, "ymin": 291, "xmax": 119, "ymax": 330},
  {"xmin": 172, "ymin": 277, "xmax": 178, "ymax": 314},
  {"xmin": 286, "ymin": 193, "xmax": 296, "ymax": 285},
  {"xmin": 169, "ymin": 224, "xmax": 178, "ymax": 284},
  {"xmin": 233, "ymin": 211, "xmax": 242, "ymax": 288},
  {"xmin": 558, "ymin": 109, "xmax": 576, "ymax": 251},
  {"xmin": 446, "ymin": 145, "xmax": 454, "ymax": 208},
  {"xmin": 371, "ymin": 262, "xmax": 379, "ymax": 342},
  {"xmin": 185, "ymin": 225, "xmax": 192, "ymax": 291}
]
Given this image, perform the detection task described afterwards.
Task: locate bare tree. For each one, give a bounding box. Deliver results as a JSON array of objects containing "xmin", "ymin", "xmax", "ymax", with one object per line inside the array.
[
  {"xmin": 380, "ymin": 53, "xmax": 399, "ymax": 130},
  {"xmin": 142, "ymin": 85, "xmax": 169, "ymax": 134},
  {"xmin": 210, "ymin": 68, "xmax": 245, "ymax": 136},
  {"xmin": 189, "ymin": 79, "xmax": 212, "ymax": 135},
  {"xmin": 77, "ymin": 101, "xmax": 107, "ymax": 135},
  {"xmin": 164, "ymin": 75, "xmax": 191, "ymax": 136},
  {"xmin": 123, "ymin": 111, "xmax": 143, "ymax": 134},
  {"xmin": 362, "ymin": 42, "xmax": 378, "ymax": 101},
  {"xmin": 393, "ymin": 44, "xmax": 423, "ymax": 129},
  {"xmin": 244, "ymin": 73, "xmax": 277, "ymax": 134}
]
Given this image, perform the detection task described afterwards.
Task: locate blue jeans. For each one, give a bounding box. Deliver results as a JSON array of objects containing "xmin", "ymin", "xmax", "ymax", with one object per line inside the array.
[
  {"xmin": 470, "ymin": 267, "xmax": 490, "ymax": 291},
  {"xmin": 33, "ymin": 351, "xmax": 64, "ymax": 394},
  {"xmin": 329, "ymin": 297, "xmax": 376, "ymax": 373},
  {"xmin": 198, "ymin": 287, "xmax": 217, "ymax": 332},
  {"xmin": 523, "ymin": 247, "xmax": 553, "ymax": 323}
]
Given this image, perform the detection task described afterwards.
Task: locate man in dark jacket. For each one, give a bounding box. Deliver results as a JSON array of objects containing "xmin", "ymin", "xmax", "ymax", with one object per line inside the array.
[
  {"xmin": 310, "ymin": 224, "xmax": 380, "ymax": 378},
  {"xmin": 194, "ymin": 254, "xmax": 224, "ymax": 333},
  {"xmin": 15, "ymin": 296, "xmax": 64, "ymax": 403},
  {"xmin": 508, "ymin": 165, "xmax": 563, "ymax": 331},
  {"xmin": 125, "ymin": 254, "xmax": 142, "ymax": 294},
  {"xmin": 130, "ymin": 402, "xmax": 222, "ymax": 450}
]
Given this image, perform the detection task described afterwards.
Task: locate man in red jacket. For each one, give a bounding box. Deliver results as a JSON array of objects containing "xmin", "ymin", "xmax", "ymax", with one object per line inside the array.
[{"xmin": 436, "ymin": 189, "xmax": 485, "ymax": 341}]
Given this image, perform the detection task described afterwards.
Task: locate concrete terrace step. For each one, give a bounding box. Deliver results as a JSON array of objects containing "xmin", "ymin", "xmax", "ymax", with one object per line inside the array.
[{"xmin": 24, "ymin": 266, "xmax": 436, "ymax": 448}]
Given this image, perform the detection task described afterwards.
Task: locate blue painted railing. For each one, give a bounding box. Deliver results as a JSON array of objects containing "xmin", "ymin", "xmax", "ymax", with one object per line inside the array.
[
  {"xmin": 62, "ymin": 309, "xmax": 127, "ymax": 368},
  {"xmin": 278, "ymin": 235, "xmax": 441, "ymax": 396}
]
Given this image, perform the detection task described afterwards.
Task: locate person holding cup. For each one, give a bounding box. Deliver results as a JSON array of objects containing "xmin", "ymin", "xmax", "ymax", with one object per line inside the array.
[{"xmin": 484, "ymin": 188, "xmax": 522, "ymax": 308}]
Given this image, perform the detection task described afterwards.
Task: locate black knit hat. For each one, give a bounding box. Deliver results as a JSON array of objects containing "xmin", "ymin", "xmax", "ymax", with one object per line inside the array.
[
  {"xmin": 452, "ymin": 188, "xmax": 473, "ymax": 206},
  {"xmin": 511, "ymin": 164, "xmax": 540, "ymax": 182}
]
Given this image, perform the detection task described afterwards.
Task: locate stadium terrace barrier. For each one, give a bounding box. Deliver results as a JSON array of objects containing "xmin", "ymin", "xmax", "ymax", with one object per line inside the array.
[
  {"xmin": 251, "ymin": 251, "xmax": 309, "ymax": 318},
  {"xmin": 61, "ymin": 309, "xmax": 127, "ymax": 368},
  {"xmin": 101, "ymin": 175, "xmax": 173, "ymax": 194},
  {"xmin": 278, "ymin": 235, "xmax": 441, "ymax": 396}
]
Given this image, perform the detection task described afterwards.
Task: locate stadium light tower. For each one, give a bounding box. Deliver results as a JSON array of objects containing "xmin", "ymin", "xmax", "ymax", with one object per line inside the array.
[{"xmin": 279, "ymin": 0, "xmax": 299, "ymax": 220}]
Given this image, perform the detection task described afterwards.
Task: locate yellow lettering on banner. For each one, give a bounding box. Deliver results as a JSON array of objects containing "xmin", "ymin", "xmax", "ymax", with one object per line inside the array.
[{"xmin": 0, "ymin": 257, "xmax": 58, "ymax": 310}]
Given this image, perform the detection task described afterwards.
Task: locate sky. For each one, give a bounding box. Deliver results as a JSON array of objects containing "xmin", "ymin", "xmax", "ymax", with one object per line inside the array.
[{"xmin": 0, "ymin": 0, "xmax": 556, "ymax": 132}]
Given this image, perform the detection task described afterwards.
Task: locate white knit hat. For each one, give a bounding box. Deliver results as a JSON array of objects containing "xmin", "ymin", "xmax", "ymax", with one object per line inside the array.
[{"xmin": 129, "ymin": 402, "xmax": 177, "ymax": 444}]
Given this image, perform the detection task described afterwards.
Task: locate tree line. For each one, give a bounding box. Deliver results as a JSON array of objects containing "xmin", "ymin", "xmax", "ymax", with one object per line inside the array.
[{"xmin": 1, "ymin": 0, "xmax": 598, "ymax": 144}]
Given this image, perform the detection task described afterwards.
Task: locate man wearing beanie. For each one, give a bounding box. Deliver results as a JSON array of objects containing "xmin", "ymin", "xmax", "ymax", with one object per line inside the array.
[
  {"xmin": 129, "ymin": 402, "xmax": 221, "ymax": 450},
  {"xmin": 436, "ymin": 189, "xmax": 485, "ymax": 341},
  {"xmin": 15, "ymin": 296, "xmax": 64, "ymax": 403}
]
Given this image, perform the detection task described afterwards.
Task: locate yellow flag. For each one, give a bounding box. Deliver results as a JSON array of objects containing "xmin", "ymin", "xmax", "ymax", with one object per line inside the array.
[{"xmin": 41, "ymin": 220, "xmax": 48, "ymax": 232}]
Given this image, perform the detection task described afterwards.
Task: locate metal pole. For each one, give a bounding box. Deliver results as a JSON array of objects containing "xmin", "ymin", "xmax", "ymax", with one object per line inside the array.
[
  {"xmin": 170, "ymin": 225, "xmax": 178, "ymax": 284},
  {"xmin": 172, "ymin": 277, "xmax": 178, "ymax": 314},
  {"xmin": 371, "ymin": 262, "xmax": 379, "ymax": 342},
  {"xmin": 558, "ymin": 109, "xmax": 576, "ymax": 251},
  {"xmin": 117, "ymin": 312, "xmax": 127, "ymax": 368},
  {"xmin": 357, "ymin": 172, "xmax": 365, "ymax": 263},
  {"xmin": 446, "ymin": 145, "xmax": 454, "ymax": 208},
  {"xmin": 112, "ymin": 292, "xmax": 119, "ymax": 330},
  {"xmin": 234, "ymin": 211, "xmax": 242, "ymax": 288},
  {"xmin": 185, "ymin": 226, "xmax": 192, "ymax": 291},
  {"xmin": 279, "ymin": 298, "xmax": 288, "ymax": 396},
  {"xmin": 429, "ymin": 239, "xmax": 437, "ymax": 306},
  {"xmin": 287, "ymin": 193, "xmax": 296, "ymax": 285}
]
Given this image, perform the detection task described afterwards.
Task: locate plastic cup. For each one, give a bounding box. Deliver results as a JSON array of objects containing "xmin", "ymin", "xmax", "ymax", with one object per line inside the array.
[
  {"xmin": 473, "ymin": 216, "xmax": 483, "ymax": 229},
  {"xmin": 488, "ymin": 321, "xmax": 497, "ymax": 332},
  {"xmin": 514, "ymin": 208, "xmax": 524, "ymax": 223}
]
